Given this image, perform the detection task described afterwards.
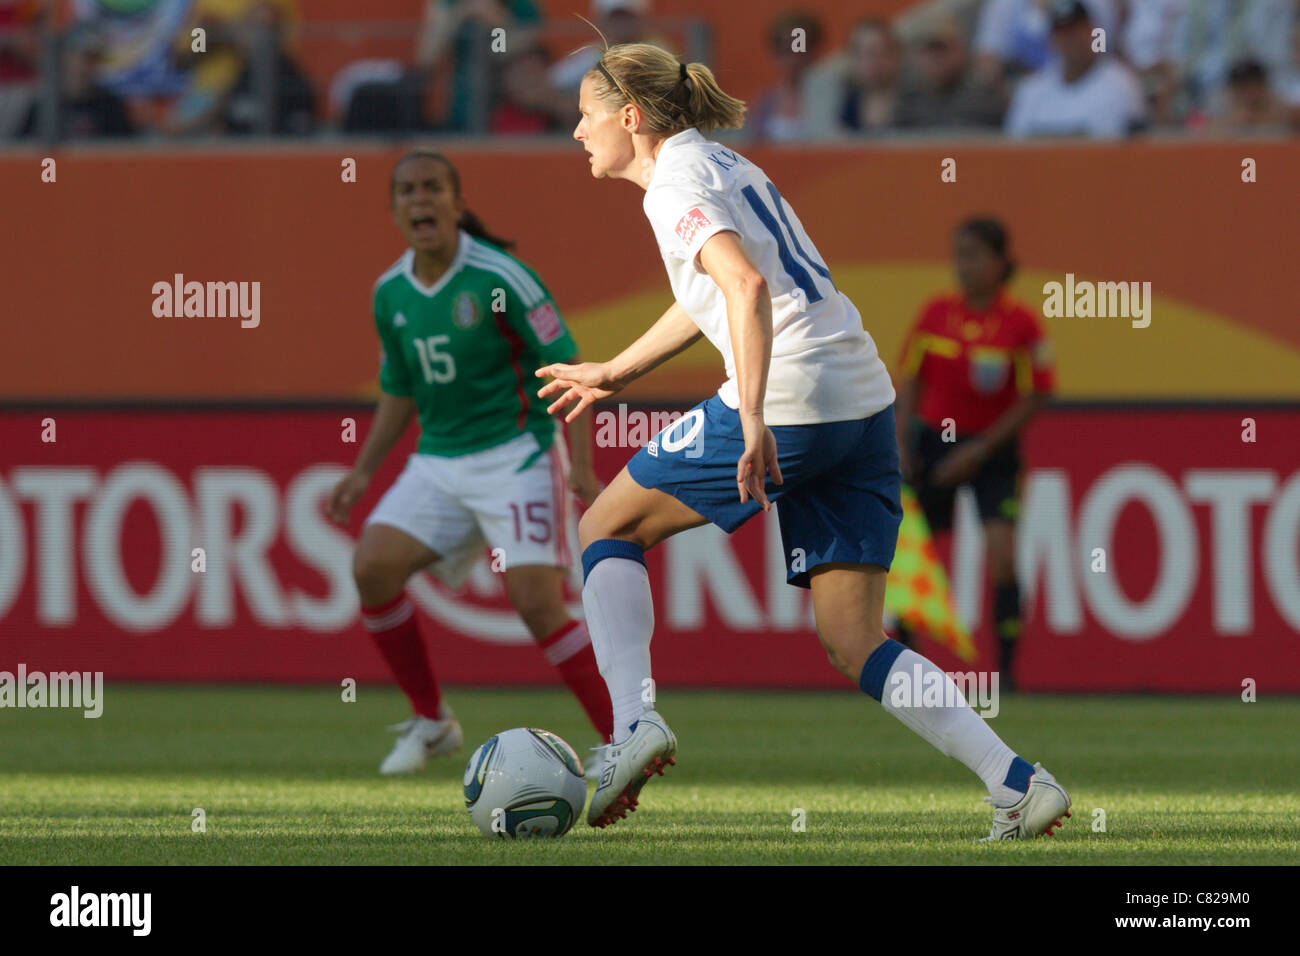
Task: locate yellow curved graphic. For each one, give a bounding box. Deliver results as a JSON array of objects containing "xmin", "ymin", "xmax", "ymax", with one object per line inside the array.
[{"xmin": 561, "ymin": 263, "xmax": 1300, "ymax": 400}]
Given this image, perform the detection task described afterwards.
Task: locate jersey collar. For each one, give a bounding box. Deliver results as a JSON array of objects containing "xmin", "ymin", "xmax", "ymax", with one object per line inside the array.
[
  {"xmin": 402, "ymin": 229, "xmax": 471, "ymax": 298},
  {"xmin": 650, "ymin": 127, "xmax": 705, "ymax": 176}
]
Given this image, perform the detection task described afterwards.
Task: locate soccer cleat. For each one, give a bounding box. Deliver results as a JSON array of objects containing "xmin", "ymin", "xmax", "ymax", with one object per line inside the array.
[
  {"xmin": 586, "ymin": 711, "xmax": 676, "ymax": 828},
  {"xmin": 378, "ymin": 703, "xmax": 463, "ymax": 775},
  {"xmin": 583, "ymin": 744, "xmax": 608, "ymax": 782},
  {"xmin": 980, "ymin": 762, "xmax": 1071, "ymax": 841}
]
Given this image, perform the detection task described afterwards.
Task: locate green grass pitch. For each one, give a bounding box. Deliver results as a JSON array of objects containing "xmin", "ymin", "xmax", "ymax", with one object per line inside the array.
[{"xmin": 1, "ymin": 686, "xmax": 1296, "ymax": 865}]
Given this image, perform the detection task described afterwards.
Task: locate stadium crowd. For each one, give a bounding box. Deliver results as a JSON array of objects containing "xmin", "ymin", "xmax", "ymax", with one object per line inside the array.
[{"xmin": 2, "ymin": 0, "xmax": 1298, "ymax": 141}]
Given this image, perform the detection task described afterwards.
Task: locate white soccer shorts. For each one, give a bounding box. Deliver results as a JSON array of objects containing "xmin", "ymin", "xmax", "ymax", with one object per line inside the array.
[{"xmin": 365, "ymin": 430, "xmax": 577, "ymax": 589}]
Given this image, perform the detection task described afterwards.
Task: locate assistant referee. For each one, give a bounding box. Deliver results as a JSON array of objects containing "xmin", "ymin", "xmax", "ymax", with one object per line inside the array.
[{"xmin": 895, "ymin": 217, "xmax": 1055, "ymax": 690}]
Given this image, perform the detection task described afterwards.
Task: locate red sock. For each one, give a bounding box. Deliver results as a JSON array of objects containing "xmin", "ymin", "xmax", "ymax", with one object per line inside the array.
[
  {"xmin": 539, "ymin": 620, "xmax": 614, "ymax": 742},
  {"xmin": 362, "ymin": 594, "xmax": 442, "ymax": 719}
]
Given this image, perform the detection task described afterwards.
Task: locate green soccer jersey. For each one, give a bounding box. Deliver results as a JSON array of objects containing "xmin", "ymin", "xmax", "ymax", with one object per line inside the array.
[{"xmin": 372, "ymin": 231, "xmax": 578, "ymax": 461}]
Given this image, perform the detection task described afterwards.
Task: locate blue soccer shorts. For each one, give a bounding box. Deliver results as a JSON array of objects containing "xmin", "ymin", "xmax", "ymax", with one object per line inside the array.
[{"xmin": 626, "ymin": 396, "xmax": 903, "ymax": 588}]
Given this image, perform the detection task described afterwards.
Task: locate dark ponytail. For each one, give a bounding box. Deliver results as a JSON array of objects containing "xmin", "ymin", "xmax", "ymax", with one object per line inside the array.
[
  {"xmin": 458, "ymin": 208, "xmax": 516, "ymax": 251},
  {"xmin": 390, "ymin": 148, "xmax": 516, "ymax": 250}
]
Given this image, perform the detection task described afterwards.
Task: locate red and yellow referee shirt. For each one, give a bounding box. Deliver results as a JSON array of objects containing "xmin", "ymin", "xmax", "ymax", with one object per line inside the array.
[{"xmin": 898, "ymin": 291, "xmax": 1055, "ymax": 434}]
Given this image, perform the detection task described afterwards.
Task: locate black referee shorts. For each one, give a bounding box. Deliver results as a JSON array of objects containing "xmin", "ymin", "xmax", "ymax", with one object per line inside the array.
[{"xmin": 909, "ymin": 423, "xmax": 1021, "ymax": 532}]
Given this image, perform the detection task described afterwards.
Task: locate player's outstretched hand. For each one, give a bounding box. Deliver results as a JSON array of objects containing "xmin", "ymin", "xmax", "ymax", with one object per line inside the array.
[
  {"xmin": 327, "ymin": 470, "xmax": 370, "ymax": 525},
  {"xmin": 535, "ymin": 361, "xmax": 621, "ymax": 423},
  {"xmin": 736, "ymin": 418, "xmax": 783, "ymax": 511}
]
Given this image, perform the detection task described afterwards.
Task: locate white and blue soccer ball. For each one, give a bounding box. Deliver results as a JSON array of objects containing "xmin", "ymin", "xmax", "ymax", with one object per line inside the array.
[{"xmin": 462, "ymin": 728, "xmax": 587, "ymax": 838}]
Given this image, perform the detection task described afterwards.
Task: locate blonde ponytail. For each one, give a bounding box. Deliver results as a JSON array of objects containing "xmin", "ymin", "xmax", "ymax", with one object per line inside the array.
[{"xmin": 588, "ymin": 42, "xmax": 746, "ymax": 135}]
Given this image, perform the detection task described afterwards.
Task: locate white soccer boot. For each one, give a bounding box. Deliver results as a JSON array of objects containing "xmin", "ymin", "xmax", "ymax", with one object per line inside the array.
[
  {"xmin": 378, "ymin": 703, "xmax": 463, "ymax": 775},
  {"xmin": 587, "ymin": 711, "xmax": 676, "ymax": 828},
  {"xmin": 980, "ymin": 762, "xmax": 1072, "ymax": 841},
  {"xmin": 583, "ymin": 744, "xmax": 607, "ymax": 782}
]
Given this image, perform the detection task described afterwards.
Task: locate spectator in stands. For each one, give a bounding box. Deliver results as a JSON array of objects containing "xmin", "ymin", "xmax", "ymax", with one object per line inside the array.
[
  {"xmin": 1280, "ymin": 10, "xmax": 1300, "ymax": 129},
  {"xmin": 490, "ymin": 39, "xmax": 563, "ymax": 133},
  {"xmin": 1117, "ymin": 0, "xmax": 1185, "ymax": 127},
  {"xmin": 70, "ymin": 0, "xmax": 191, "ymax": 101},
  {"xmin": 896, "ymin": 12, "xmax": 1003, "ymax": 129},
  {"xmin": 164, "ymin": 0, "xmax": 305, "ymax": 136},
  {"xmin": 893, "ymin": 0, "xmax": 984, "ymax": 47},
  {"xmin": 749, "ymin": 9, "xmax": 825, "ymax": 143},
  {"xmin": 18, "ymin": 21, "xmax": 133, "ymax": 139},
  {"xmin": 222, "ymin": 0, "xmax": 313, "ymax": 134},
  {"xmin": 1119, "ymin": 0, "xmax": 1184, "ymax": 71},
  {"xmin": 0, "ymin": 0, "xmax": 41, "ymax": 137},
  {"xmin": 1177, "ymin": 0, "xmax": 1296, "ymax": 114},
  {"xmin": 415, "ymin": 0, "xmax": 542, "ymax": 132},
  {"xmin": 974, "ymin": 0, "xmax": 1117, "ymax": 85},
  {"xmin": 837, "ymin": 19, "xmax": 904, "ymax": 135},
  {"xmin": 1212, "ymin": 57, "xmax": 1290, "ymax": 132},
  {"xmin": 1005, "ymin": 0, "xmax": 1146, "ymax": 138}
]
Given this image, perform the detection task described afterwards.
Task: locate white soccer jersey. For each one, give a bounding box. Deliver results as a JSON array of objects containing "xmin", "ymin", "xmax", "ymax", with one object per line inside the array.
[{"xmin": 642, "ymin": 128, "xmax": 895, "ymax": 426}]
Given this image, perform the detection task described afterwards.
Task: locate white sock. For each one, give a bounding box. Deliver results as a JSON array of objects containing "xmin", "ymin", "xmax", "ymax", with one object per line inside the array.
[
  {"xmin": 877, "ymin": 648, "xmax": 1020, "ymax": 803},
  {"xmin": 582, "ymin": 555, "xmax": 654, "ymax": 745}
]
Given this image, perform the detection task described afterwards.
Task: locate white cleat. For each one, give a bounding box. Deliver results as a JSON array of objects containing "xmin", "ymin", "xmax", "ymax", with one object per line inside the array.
[
  {"xmin": 378, "ymin": 704, "xmax": 463, "ymax": 775},
  {"xmin": 583, "ymin": 745, "xmax": 607, "ymax": 783},
  {"xmin": 587, "ymin": 711, "xmax": 676, "ymax": 829},
  {"xmin": 980, "ymin": 762, "xmax": 1072, "ymax": 841}
]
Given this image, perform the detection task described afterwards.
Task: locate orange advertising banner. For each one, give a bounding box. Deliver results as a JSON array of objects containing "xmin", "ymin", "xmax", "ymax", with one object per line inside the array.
[{"xmin": 2, "ymin": 140, "xmax": 1297, "ymax": 402}]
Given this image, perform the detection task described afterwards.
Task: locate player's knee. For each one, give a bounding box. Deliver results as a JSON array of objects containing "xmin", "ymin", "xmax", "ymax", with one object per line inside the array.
[
  {"xmin": 817, "ymin": 626, "xmax": 884, "ymax": 681},
  {"xmin": 816, "ymin": 631, "xmax": 858, "ymax": 680},
  {"xmin": 352, "ymin": 548, "xmax": 405, "ymax": 603},
  {"xmin": 577, "ymin": 506, "xmax": 617, "ymax": 551},
  {"xmin": 821, "ymin": 641, "xmax": 850, "ymax": 677}
]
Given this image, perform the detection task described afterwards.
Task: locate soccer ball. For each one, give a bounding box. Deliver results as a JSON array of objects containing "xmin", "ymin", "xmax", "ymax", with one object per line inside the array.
[{"xmin": 462, "ymin": 728, "xmax": 588, "ymax": 838}]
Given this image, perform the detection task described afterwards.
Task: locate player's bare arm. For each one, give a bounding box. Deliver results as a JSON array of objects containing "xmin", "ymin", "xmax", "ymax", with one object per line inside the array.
[
  {"xmin": 327, "ymin": 392, "xmax": 417, "ymax": 524},
  {"xmin": 561, "ymin": 353, "xmax": 601, "ymax": 505},
  {"xmin": 535, "ymin": 301, "xmax": 703, "ymax": 422},
  {"xmin": 933, "ymin": 390, "xmax": 1049, "ymax": 488},
  {"xmin": 697, "ymin": 230, "xmax": 782, "ymax": 510}
]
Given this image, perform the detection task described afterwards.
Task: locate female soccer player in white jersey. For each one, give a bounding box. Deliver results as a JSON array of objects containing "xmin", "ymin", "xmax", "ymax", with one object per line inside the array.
[
  {"xmin": 327, "ymin": 149, "xmax": 612, "ymax": 775},
  {"xmin": 538, "ymin": 43, "xmax": 1072, "ymax": 838}
]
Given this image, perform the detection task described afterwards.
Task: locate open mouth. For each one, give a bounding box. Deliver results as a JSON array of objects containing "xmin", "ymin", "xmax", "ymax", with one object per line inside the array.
[{"xmin": 410, "ymin": 215, "xmax": 437, "ymax": 237}]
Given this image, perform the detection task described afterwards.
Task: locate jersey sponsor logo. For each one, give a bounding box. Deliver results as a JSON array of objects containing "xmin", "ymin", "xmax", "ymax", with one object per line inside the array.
[
  {"xmin": 453, "ymin": 292, "xmax": 481, "ymax": 330},
  {"xmin": 674, "ymin": 207, "xmax": 712, "ymax": 245},
  {"xmin": 525, "ymin": 302, "xmax": 563, "ymax": 345}
]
